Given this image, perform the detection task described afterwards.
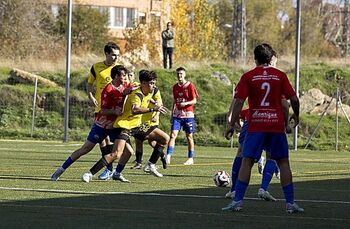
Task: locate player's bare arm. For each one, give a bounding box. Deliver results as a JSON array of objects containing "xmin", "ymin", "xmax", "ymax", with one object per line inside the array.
[
  {"xmin": 289, "ymin": 95, "xmax": 300, "ymax": 128},
  {"xmin": 225, "ymin": 98, "xmax": 244, "ymax": 140},
  {"xmin": 86, "ymin": 82, "xmax": 98, "ymax": 107}
]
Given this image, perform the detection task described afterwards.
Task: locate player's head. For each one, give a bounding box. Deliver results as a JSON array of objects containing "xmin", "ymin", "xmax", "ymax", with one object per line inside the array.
[
  {"xmin": 111, "ymin": 65, "xmax": 127, "ymax": 83},
  {"xmin": 254, "ymin": 43, "xmax": 274, "ymax": 66},
  {"xmin": 166, "ymin": 21, "xmax": 172, "ymax": 29},
  {"xmin": 104, "ymin": 42, "xmax": 120, "ymax": 65},
  {"xmin": 139, "ymin": 70, "xmax": 157, "ymax": 94},
  {"xmin": 176, "ymin": 67, "xmax": 186, "ymax": 84},
  {"xmin": 127, "ymin": 66, "xmax": 135, "ymax": 83}
]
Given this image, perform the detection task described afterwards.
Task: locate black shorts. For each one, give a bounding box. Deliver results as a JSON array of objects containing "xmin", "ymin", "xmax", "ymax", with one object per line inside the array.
[
  {"xmin": 134, "ymin": 124, "xmax": 158, "ymax": 142},
  {"xmin": 110, "ymin": 127, "xmax": 139, "ymax": 141}
]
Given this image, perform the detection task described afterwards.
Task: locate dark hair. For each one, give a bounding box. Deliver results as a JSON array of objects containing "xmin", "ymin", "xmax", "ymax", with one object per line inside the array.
[
  {"xmin": 111, "ymin": 65, "xmax": 127, "ymax": 79},
  {"xmin": 104, "ymin": 42, "xmax": 120, "ymax": 54},
  {"xmin": 167, "ymin": 21, "xmax": 172, "ymax": 26},
  {"xmin": 176, "ymin": 67, "xmax": 186, "ymax": 72},
  {"xmin": 139, "ymin": 70, "xmax": 157, "ymax": 82},
  {"xmin": 254, "ymin": 43, "xmax": 274, "ymax": 65}
]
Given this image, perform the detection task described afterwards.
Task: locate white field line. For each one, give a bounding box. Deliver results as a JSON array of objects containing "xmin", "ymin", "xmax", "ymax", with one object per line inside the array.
[{"xmin": 1, "ymin": 186, "xmax": 350, "ymax": 205}]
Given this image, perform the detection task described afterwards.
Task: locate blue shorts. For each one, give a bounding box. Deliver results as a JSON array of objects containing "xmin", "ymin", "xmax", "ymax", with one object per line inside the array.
[
  {"xmin": 87, "ymin": 124, "xmax": 109, "ymax": 144},
  {"xmin": 242, "ymin": 132, "xmax": 289, "ymax": 161},
  {"xmin": 171, "ymin": 117, "xmax": 195, "ymax": 134},
  {"xmin": 238, "ymin": 121, "xmax": 248, "ymax": 145}
]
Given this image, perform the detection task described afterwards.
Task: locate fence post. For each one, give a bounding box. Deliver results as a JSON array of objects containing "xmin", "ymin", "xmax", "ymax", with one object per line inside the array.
[{"xmin": 31, "ymin": 77, "xmax": 38, "ymax": 137}]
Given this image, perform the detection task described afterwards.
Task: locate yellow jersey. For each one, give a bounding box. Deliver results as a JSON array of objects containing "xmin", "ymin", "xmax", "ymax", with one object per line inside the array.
[
  {"xmin": 142, "ymin": 88, "xmax": 162, "ymax": 126},
  {"xmin": 87, "ymin": 61, "xmax": 116, "ymax": 112},
  {"xmin": 113, "ymin": 87, "xmax": 154, "ymax": 129}
]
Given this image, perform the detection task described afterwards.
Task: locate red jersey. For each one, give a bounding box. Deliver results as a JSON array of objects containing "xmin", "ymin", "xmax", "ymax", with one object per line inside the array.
[
  {"xmin": 95, "ymin": 82, "xmax": 128, "ymax": 129},
  {"xmin": 239, "ymin": 108, "xmax": 250, "ymax": 121},
  {"xmin": 172, "ymin": 81, "xmax": 199, "ymax": 118},
  {"xmin": 234, "ymin": 66, "xmax": 296, "ymax": 132}
]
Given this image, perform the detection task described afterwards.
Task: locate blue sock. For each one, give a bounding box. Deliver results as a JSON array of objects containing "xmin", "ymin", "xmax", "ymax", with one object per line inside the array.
[
  {"xmin": 188, "ymin": 150, "xmax": 194, "ymax": 158},
  {"xmin": 115, "ymin": 163, "xmax": 125, "ymax": 174},
  {"xmin": 261, "ymin": 159, "xmax": 275, "ymax": 190},
  {"xmin": 234, "ymin": 179, "xmax": 249, "ymax": 202},
  {"xmin": 167, "ymin": 146, "xmax": 174, "ymax": 155},
  {"xmin": 282, "ymin": 183, "xmax": 294, "ymax": 204},
  {"xmin": 62, "ymin": 157, "xmax": 73, "ymax": 169},
  {"xmin": 231, "ymin": 157, "xmax": 242, "ymax": 192}
]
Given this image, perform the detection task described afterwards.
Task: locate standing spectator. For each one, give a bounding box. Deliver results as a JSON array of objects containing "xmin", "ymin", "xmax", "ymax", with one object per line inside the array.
[
  {"xmin": 162, "ymin": 22, "xmax": 175, "ymax": 69},
  {"xmin": 222, "ymin": 43, "xmax": 303, "ymax": 213},
  {"xmin": 166, "ymin": 67, "xmax": 199, "ymax": 165}
]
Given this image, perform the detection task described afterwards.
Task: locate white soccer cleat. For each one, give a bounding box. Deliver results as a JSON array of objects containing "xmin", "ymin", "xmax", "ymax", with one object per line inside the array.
[
  {"xmin": 258, "ymin": 188, "xmax": 277, "ymax": 201},
  {"xmin": 143, "ymin": 163, "xmax": 151, "ymax": 173},
  {"xmin": 166, "ymin": 155, "xmax": 171, "ymax": 164},
  {"xmin": 82, "ymin": 172, "xmax": 93, "ymax": 183},
  {"xmin": 149, "ymin": 164, "xmax": 163, "ymax": 177},
  {"xmin": 225, "ymin": 190, "xmax": 236, "ymax": 199},
  {"xmin": 51, "ymin": 167, "xmax": 65, "ymax": 181},
  {"xmin": 286, "ymin": 203, "xmax": 304, "ymax": 213},
  {"xmin": 258, "ymin": 156, "xmax": 265, "ymax": 174},
  {"xmin": 183, "ymin": 158, "xmax": 194, "ymax": 165},
  {"xmin": 112, "ymin": 172, "xmax": 130, "ymax": 183},
  {"xmin": 222, "ymin": 200, "xmax": 243, "ymax": 212}
]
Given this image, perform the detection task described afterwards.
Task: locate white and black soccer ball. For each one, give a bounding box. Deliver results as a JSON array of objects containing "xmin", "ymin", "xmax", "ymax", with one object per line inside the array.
[{"xmin": 213, "ymin": 170, "xmax": 231, "ymax": 187}]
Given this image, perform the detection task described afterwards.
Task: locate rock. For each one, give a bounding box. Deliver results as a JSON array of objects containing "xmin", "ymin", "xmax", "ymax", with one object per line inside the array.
[{"xmin": 212, "ymin": 72, "xmax": 231, "ymax": 86}]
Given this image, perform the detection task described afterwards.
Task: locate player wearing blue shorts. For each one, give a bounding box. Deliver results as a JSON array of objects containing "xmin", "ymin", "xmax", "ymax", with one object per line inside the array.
[
  {"xmin": 222, "ymin": 43, "xmax": 303, "ymax": 213},
  {"xmin": 166, "ymin": 67, "xmax": 199, "ymax": 165},
  {"xmin": 51, "ymin": 65, "xmax": 129, "ymax": 181}
]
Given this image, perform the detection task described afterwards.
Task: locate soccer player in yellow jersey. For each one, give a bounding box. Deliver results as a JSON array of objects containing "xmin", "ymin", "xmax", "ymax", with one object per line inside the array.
[
  {"xmin": 82, "ymin": 70, "xmax": 167, "ymax": 182},
  {"xmin": 86, "ymin": 42, "xmax": 121, "ymax": 178}
]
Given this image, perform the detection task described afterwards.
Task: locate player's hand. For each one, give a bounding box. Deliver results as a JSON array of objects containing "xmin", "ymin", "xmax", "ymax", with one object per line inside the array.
[
  {"xmin": 114, "ymin": 107, "xmax": 122, "ymax": 116},
  {"xmin": 225, "ymin": 125, "xmax": 235, "ymax": 140},
  {"xmin": 285, "ymin": 125, "xmax": 292, "ymax": 134},
  {"xmin": 179, "ymin": 102, "xmax": 188, "ymax": 108},
  {"xmin": 289, "ymin": 114, "xmax": 299, "ymax": 128},
  {"xmin": 155, "ymin": 105, "xmax": 169, "ymax": 115}
]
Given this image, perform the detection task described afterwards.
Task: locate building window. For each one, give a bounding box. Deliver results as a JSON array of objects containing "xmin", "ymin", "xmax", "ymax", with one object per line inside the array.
[
  {"xmin": 126, "ymin": 8, "xmax": 136, "ymax": 27},
  {"xmin": 113, "ymin": 7, "xmax": 124, "ymax": 27}
]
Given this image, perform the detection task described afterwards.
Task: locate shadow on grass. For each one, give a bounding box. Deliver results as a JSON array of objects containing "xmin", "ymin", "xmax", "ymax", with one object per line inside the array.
[{"xmin": 1, "ymin": 178, "xmax": 350, "ymax": 229}]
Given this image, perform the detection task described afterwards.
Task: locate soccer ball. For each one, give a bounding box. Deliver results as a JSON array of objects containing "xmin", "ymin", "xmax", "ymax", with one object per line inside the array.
[{"xmin": 213, "ymin": 170, "xmax": 231, "ymax": 187}]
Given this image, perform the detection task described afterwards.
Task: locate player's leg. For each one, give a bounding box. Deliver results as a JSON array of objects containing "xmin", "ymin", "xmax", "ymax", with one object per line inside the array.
[
  {"xmin": 258, "ymin": 150, "xmax": 277, "ymax": 201},
  {"xmin": 82, "ymin": 129, "xmax": 128, "ymax": 182},
  {"xmin": 144, "ymin": 128, "xmax": 170, "ymax": 177},
  {"xmin": 166, "ymin": 117, "xmax": 181, "ymax": 164},
  {"xmin": 51, "ymin": 124, "xmax": 105, "ymax": 181},
  {"xmin": 183, "ymin": 118, "xmax": 195, "ymax": 165},
  {"xmin": 98, "ymin": 136, "xmax": 116, "ymax": 180},
  {"xmin": 272, "ymin": 133, "xmax": 304, "ymax": 213},
  {"xmin": 222, "ymin": 132, "xmax": 265, "ymax": 211},
  {"xmin": 130, "ymin": 138, "xmax": 143, "ymax": 169},
  {"xmin": 112, "ymin": 140, "xmax": 133, "ymax": 183},
  {"xmin": 226, "ymin": 145, "xmax": 242, "ymax": 199}
]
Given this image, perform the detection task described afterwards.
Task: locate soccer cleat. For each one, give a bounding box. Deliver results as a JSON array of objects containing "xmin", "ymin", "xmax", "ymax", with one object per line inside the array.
[
  {"xmin": 258, "ymin": 156, "xmax": 265, "ymax": 174},
  {"xmin": 51, "ymin": 167, "xmax": 65, "ymax": 181},
  {"xmin": 130, "ymin": 162, "xmax": 142, "ymax": 170},
  {"xmin": 225, "ymin": 190, "xmax": 236, "ymax": 199},
  {"xmin": 258, "ymin": 188, "xmax": 277, "ymax": 201},
  {"xmin": 222, "ymin": 200, "xmax": 243, "ymax": 212},
  {"xmin": 166, "ymin": 155, "xmax": 171, "ymax": 164},
  {"xmin": 82, "ymin": 172, "xmax": 93, "ymax": 183},
  {"xmin": 112, "ymin": 172, "xmax": 130, "ymax": 183},
  {"xmin": 160, "ymin": 155, "xmax": 167, "ymax": 169},
  {"xmin": 183, "ymin": 157, "xmax": 194, "ymax": 165},
  {"xmin": 98, "ymin": 168, "xmax": 114, "ymax": 180},
  {"xmin": 143, "ymin": 163, "xmax": 151, "ymax": 173},
  {"xmin": 286, "ymin": 203, "xmax": 304, "ymax": 213},
  {"xmin": 149, "ymin": 164, "xmax": 163, "ymax": 177}
]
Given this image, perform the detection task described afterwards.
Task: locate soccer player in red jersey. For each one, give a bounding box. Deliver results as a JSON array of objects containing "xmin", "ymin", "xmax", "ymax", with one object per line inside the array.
[
  {"xmin": 166, "ymin": 67, "xmax": 199, "ymax": 165},
  {"xmin": 222, "ymin": 43, "xmax": 303, "ymax": 213},
  {"xmin": 51, "ymin": 65, "xmax": 129, "ymax": 181}
]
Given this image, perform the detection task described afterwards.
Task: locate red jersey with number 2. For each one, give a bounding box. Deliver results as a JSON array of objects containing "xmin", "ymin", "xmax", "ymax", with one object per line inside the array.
[{"xmin": 234, "ymin": 66, "xmax": 296, "ymax": 132}]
